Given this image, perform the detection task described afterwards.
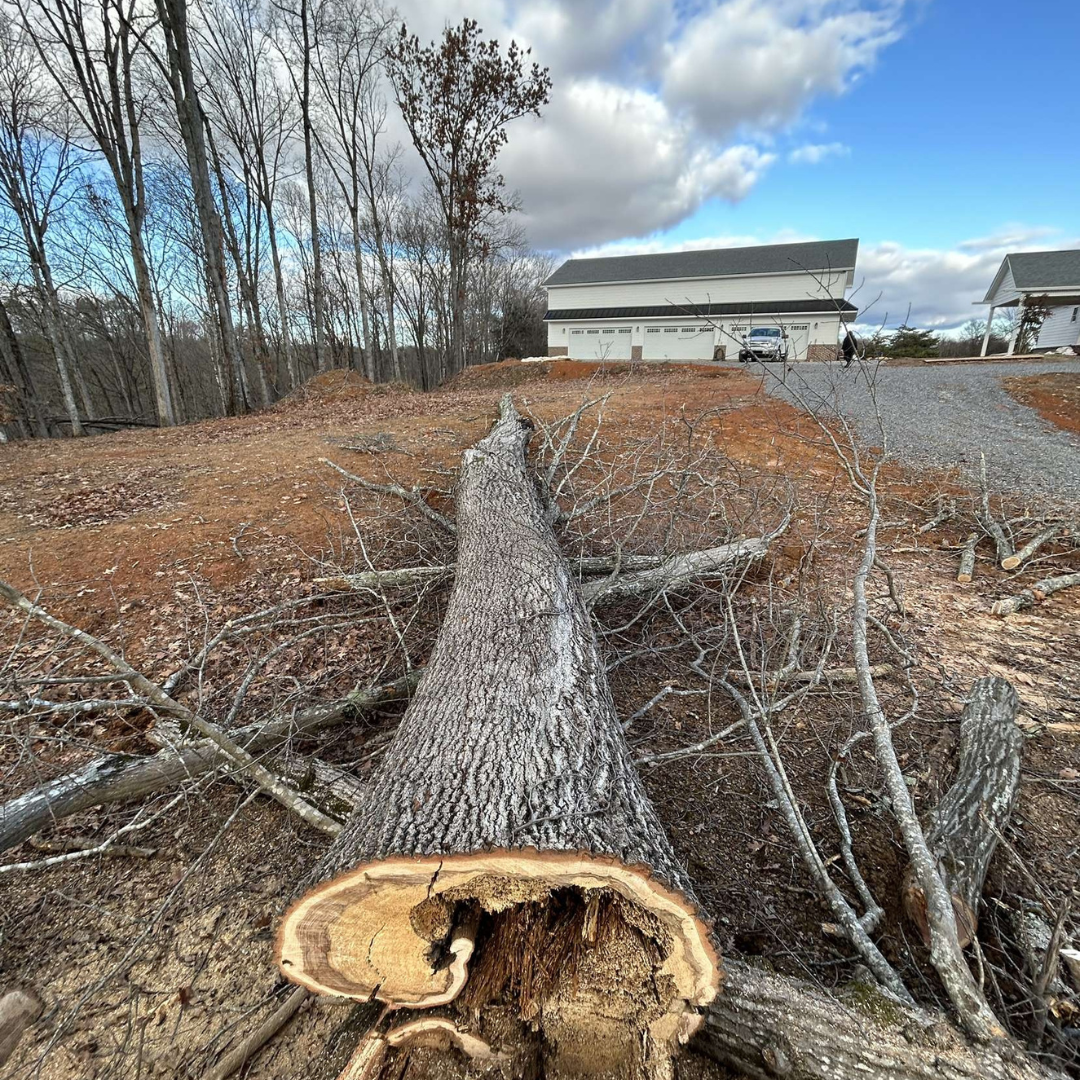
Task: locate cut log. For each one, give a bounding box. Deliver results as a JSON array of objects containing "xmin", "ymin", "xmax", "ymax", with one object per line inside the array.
[
  {"xmin": 902, "ymin": 677, "xmax": 1022, "ymax": 948},
  {"xmin": 0, "ymin": 987, "xmax": 42, "ymax": 1069},
  {"xmin": 991, "ymin": 572, "xmax": 1080, "ymax": 616},
  {"xmin": 0, "ymin": 676, "xmax": 415, "ymax": 856},
  {"xmin": 956, "ymin": 532, "xmax": 977, "ymax": 583},
  {"xmin": 1000, "ymin": 524, "xmax": 1061, "ymax": 572},
  {"xmin": 698, "ymin": 959, "xmax": 1046, "ymax": 1080},
  {"xmin": 277, "ymin": 398, "xmax": 720, "ymax": 1078}
]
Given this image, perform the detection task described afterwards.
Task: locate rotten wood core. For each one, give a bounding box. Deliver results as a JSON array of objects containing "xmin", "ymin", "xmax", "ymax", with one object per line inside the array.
[{"xmin": 278, "ymin": 397, "xmax": 720, "ymax": 1077}]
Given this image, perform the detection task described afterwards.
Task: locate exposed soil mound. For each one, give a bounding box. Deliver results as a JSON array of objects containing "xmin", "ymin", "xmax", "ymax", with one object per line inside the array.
[
  {"xmin": 275, "ymin": 368, "xmax": 374, "ymax": 408},
  {"xmin": 449, "ymin": 358, "xmax": 737, "ymax": 390}
]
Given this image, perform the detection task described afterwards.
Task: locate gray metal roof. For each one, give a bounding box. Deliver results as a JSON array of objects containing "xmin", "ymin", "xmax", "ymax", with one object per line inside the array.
[
  {"xmin": 545, "ymin": 239, "xmax": 859, "ymax": 287},
  {"xmin": 544, "ymin": 298, "xmax": 858, "ymax": 321},
  {"xmin": 1007, "ymin": 248, "xmax": 1080, "ymax": 290}
]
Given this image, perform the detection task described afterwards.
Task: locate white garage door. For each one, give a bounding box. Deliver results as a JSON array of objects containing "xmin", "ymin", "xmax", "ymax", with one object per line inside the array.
[
  {"xmin": 568, "ymin": 326, "xmax": 632, "ymax": 360},
  {"xmin": 787, "ymin": 323, "xmax": 810, "ymax": 360},
  {"xmin": 642, "ymin": 325, "xmax": 714, "ymax": 360}
]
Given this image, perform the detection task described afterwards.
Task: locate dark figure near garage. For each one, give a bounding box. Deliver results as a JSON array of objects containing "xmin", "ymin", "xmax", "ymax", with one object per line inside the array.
[{"xmin": 842, "ymin": 329, "xmax": 859, "ymax": 367}]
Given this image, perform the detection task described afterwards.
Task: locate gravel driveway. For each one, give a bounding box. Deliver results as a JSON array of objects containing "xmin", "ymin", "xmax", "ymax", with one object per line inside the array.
[{"xmin": 750, "ymin": 359, "xmax": 1080, "ymax": 501}]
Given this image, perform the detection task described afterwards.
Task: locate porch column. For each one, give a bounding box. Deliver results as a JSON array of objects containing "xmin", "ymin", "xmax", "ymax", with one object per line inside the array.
[
  {"xmin": 1006, "ymin": 296, "xmax": 1024, "ymax": 355},
  {"xmin": 980, "ymin": 305, "xmax": 996, "ymax": 356}
]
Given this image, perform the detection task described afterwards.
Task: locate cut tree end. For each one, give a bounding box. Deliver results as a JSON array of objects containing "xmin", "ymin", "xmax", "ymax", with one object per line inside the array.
[{"xmin": 277, "ymin": 850, "xmax": 720, "ymax": 1073}]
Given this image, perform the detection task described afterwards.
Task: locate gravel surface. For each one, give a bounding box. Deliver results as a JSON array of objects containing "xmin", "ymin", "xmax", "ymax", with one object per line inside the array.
[{"xmin": 750, "ymin": 359, "xmax": 1080, "ymax": 501}]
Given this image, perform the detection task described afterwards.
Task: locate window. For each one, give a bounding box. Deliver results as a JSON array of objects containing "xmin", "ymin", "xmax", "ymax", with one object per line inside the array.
[
  {"xmin": 646, "ymin": 328, "xmax": 660, "ymax": 334},
  {"xmin": 571, "ymin": 329, "xmax": 584, "ymax": 335},
  {"xmin": 789, "ymin": 324, "xmax": 809, "ymax": 331},
  {"xmin": 681, "ymin": 326, "xmax": 707, "ymax": 333},
  {"xmin": 664, "ymin": 328, "xmax": 678, "ymax": 333},
  {"xmin": 587, "ymin": 329, "xmax": 599, "ymax": 335},
  {"xmin": 1072, "ymin": 307, "xmax": 1078, "ymax": 322},
  {"xmin": 618, "ymin": 328, "xmax": 631, "ymax": 334},
  {"xmin": 602, "ymin": 329, "xmax": 615, "ymax": 335}
]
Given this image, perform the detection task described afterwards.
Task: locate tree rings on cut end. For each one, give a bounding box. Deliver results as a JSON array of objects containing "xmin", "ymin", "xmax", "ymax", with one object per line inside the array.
[{"xmin": 277, "ymin": 850, "xmax": 720, "ymax": 1065}]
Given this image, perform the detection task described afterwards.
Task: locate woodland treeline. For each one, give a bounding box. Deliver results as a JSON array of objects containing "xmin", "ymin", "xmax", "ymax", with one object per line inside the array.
[{"xmin": 0, "ymin": 2, "xmax": 553, "ymax": 439}]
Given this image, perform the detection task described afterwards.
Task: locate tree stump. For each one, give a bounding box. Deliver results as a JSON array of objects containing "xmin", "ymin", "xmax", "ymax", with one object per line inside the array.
[{"xmin": 277, "ymin": 397, "xmax": 720, "ymax": 1077}]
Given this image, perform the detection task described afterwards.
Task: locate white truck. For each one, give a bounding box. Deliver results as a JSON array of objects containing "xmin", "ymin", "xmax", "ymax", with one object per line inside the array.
[{"xmin": 738, "ymin": 326, "xmax": 789, "ymax": 363}]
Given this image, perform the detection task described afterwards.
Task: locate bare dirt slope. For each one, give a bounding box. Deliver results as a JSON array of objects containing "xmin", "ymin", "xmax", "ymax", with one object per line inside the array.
[{"xmin": 1, "ymin": 361, "xmax": 1077, "ymax": 1080}]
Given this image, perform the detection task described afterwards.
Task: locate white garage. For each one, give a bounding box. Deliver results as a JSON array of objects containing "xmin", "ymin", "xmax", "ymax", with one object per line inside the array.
[
  {"xmin": 641, "ymin": 325, "xmax": 714, "ymax": 360},
  {"xmin": 568, "ymin": 326, "xmax": 633, "ymax": 360},
  {"xmin": 544, "ymin": 239, "xmax": 860, "ymax": 363}
]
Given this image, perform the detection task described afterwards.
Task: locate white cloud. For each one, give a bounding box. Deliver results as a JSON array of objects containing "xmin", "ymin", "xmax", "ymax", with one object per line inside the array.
[
  {"xmin": 500, "ymin": 80, "xmax": 775, "ymax": 249},
  {"xmin": 853, "ymin": 228, "xmax": 1078, "ymax": 332},
  {"xmin": 661, "ymin": 0, "xmax": 904, "ymax": 137},
  {"xmin": 789, "ymin": 141, "xmax": 850, "ymax": 164},
  {"xmin": 386, "ymin": 0, "xmax": 908, "ymax": 252}
]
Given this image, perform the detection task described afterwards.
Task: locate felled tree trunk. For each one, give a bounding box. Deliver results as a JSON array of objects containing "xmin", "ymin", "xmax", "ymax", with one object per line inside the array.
[
  {"xmin": 699, "ymin": 960, "xmax": 1045, "ymax": 1080},
  {"xmin": 902, "ymin": 677, "xmax": 1022, "ymax": 947},
  {"xmin": 277, "ymin": 397, "xmax": 720, "ymax": 1078}
]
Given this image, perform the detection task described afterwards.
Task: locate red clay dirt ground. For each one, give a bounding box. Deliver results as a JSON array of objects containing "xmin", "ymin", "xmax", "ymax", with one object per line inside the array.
[
  {"xmin": 1, "ymin": 361, "xmax": 1078, "ymax": 1079},
  {"xmin": 1004, "ymin": 371, "xmax": 1080, "ymax": 436}
]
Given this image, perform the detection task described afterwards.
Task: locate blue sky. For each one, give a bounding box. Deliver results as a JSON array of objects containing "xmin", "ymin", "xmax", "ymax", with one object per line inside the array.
[{"xmin": 400, "ymin": 0, "xmax": 1079, "ymax": 331}]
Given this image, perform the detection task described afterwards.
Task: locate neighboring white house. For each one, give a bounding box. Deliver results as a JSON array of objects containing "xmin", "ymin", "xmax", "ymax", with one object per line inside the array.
[
  {"xmin": 544, "ymin": 239, "xmax": 859, "ymax": 362},
  {"xmin": 979, "ymin": 249, "xmax": 1080, "ymax": 355}
]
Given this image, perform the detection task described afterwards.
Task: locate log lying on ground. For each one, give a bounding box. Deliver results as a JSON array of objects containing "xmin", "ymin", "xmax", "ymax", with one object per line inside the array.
[
  {"xmin": 991, "ymin": 572, "xmax": 1080, "ymax": 616},
  {"xmin": 902, "ymin": 677, "xmax": 1022, "ymax": 947},
  {"xmin": 0, "ymin": 676, "xmax": 415, "ymax": 856},
  {"xmin": 699, "ymin": 959, "xmax": 1045, "ymax": 1080},
  {"xmin": 316, "ymin": 540, "xmax": 776, "ymax": 607},
  {"xmin": 278, "ymin": 398, "xmax": 721, "ymax": 1079}
]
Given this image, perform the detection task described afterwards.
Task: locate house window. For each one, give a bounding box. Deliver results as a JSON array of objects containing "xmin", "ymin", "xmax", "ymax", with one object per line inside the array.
[
  {"xmin": 617, "ymin": 328, "xmax": 631, "ymax": 334},
  {"xmin": 664, "ymin": 328, "xmax": 678, "ymax": 333},
  {"xmin": 789, "ymin": 324, "xmax": 809, "ymax": 331},
  {"xmin": 1072, "ymin": 307, "xmax": 1078, "ymax": 322},
  {"xmin": 646, "ymin": 328, "xmax": 660, "ymax": 334},
  {"xmin": 587, "ymin": 329, "xmax": 599, "ymax": 335}
]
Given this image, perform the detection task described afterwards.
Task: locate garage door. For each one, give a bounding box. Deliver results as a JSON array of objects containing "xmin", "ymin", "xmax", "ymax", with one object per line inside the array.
[
  {"xmin": 641, "ymin": 325, "xmax": 714, "ymax": 360},
  {"xmin": 787, "ymin": 323, "xmax": 810, "ymax": 360},
  {"xmin": 568, "ymin": 326, "xmax": 632, "ymax": 360}
]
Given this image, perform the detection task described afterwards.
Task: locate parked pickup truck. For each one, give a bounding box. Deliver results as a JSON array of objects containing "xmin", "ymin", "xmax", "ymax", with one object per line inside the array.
[{"xmin": 739, "ymin": 326, "xmax": 789, "ymax": 362}]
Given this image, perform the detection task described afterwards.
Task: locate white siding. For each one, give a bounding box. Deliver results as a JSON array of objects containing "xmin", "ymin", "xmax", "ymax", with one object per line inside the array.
[
  {"xmin": 1035, "ymin": 304, "xmax": 1080, "ymax": 349},
  {"xmin": 547, "ymin": 270, "xmax": 850, "ymax": 311},
  {"xmin": 548, "ymin": 313, "xmax": 844, "ymax": 359},
  {"xmin": 986, "ymin": 264, "xmax": 1019, "ymax": 307}
]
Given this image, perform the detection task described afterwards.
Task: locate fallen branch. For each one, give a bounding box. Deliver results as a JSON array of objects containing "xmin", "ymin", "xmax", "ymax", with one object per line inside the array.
[
  {"xmin": 0, "ymin": 675, "xmax": 416, "ymax": 856},
  {"xmin": 320, "ymin": 458, "xmax": 456, "ymax": 534},
  {"xmin": 204, "ymin": 987, "xmax": 310, "ymax": 1080},
  {"xmin": 956, "ymin": 533, "xmax": 978, "ymax": 583},
  {"xmin": 1000, "ymin": 524, "xmax": 1061, "ymax": 572},
  {"xmin": 991, "ymin": 572, "xmax": 1080, "ymax": 616},
  {"xmin": 901, "ymin": 677, "xmax": 1022, "ymax": 947}
]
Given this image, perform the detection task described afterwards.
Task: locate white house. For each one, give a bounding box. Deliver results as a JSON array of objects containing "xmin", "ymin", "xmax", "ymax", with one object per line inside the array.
[
  {"xmin": 544, "ymin": 239, "xmax": 859, "ymax": 362},
  {"xmin": 979, "ymin": 249, "xmax": 1080, "ymax": 355}
]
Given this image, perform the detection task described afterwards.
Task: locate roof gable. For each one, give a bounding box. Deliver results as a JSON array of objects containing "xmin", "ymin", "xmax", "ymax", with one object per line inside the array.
[
  {"xmin": 1005, "ymin": 249, "xmax": 1080, "ymax": 291},
  {"xmin": 545, "ymin": 239, "xmax": 859, "ymax": 287}
]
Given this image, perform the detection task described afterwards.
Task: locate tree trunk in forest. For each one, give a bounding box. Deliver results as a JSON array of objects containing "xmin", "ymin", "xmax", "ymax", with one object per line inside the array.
[
  {"xmin": 902, "ymin": 677, "xmax": 1022, "ymax": 948},
  {"xmin": 277, "ymin": 397, "xmax": 720, "ymax": 1078},
  {"xmin": 0, "ymin": 294, "xmax": 47, "ymax": 437},
  {"xmin": 699, "ymin": 960, "xmax": 1046, "ymax": 1080}
]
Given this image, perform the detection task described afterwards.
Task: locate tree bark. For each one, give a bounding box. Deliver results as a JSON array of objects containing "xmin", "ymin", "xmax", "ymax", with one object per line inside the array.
[
  {"xmin": 902, "ymin": 677, "xmax": 1022, "ymax": 947},
  {"xmin": 277, "ymin": 397, "xmax": 720, "ymax": 1077},
  {"xmin": 698, "ymin": 960, "xmax": 1046, "ymax": 1080},
  {"xmin": 991, "ymin": 573, "xmax": 1080, "ymax": 617},
  {"xmin": 0, "ymin": 988, "xmax": 42, "ymax": 1069}
]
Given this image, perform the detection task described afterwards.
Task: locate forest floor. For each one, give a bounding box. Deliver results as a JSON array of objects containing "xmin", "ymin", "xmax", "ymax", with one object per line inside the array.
[{"xmin": 1, "ymin": 360, "xmax": 1078, "ymax": 1080}]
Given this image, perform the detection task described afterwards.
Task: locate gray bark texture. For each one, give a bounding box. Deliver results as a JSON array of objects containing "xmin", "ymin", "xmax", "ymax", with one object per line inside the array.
[
  {"xmin": 310, "ymin": 396, "xmax": 697, "ymax": 894},
  {"xmin": 699, "ymin": 961, "xmax": 1046, "ymax": 1080},
  {"xmin": 902, "ymin": 676, "xmax": 1022, "ymax": 947}
]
